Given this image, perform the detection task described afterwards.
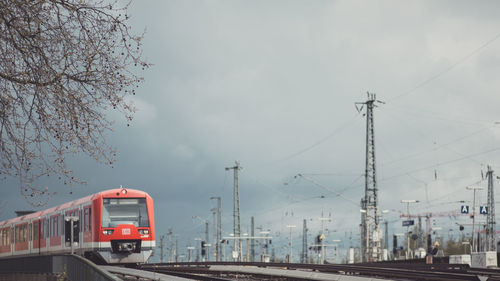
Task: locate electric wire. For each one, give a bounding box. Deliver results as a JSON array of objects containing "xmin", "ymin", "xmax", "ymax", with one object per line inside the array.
[
  {"xmin": 388, "ymin": 31, "xmax": 500, "ymax": 102},
  {"xmin": 275, "ymin": 113, "xmax": 360, "ymax": 162},
  {"xmin": 381, "ymin": 125, "xmax": 493, "ymax": 167},
  {"xmin": 380, "ymin": 145, "xmax": 500, "ymax": 183}
]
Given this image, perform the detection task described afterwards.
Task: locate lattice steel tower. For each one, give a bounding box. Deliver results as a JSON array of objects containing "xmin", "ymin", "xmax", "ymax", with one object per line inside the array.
[
  {"xmin": 486, "ymin": 165, "xmax": 497, "ymax": 251},
  {"xmin": 301, "ymin": 219, "xmax": 308, "ymax": 263},
  {"xmin": 226, "ymin": 161, "xmax": 242, "ymax": 261},
  {"xmin": 356, "ymin": 92, "xmax": 383, "ymax": 262}
]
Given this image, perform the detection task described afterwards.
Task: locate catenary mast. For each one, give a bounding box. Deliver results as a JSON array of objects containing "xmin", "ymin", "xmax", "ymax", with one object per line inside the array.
[
  {"xmin": 356, "ymin": 92, "xmax": 383, "ymax": 262},
  {"xmin": 486, "ymin": 165, "xmax": 497, "ymax": 251},
  {"xmin": 226, "ymin": 161, "xmax": 242, "ymax": 261}
]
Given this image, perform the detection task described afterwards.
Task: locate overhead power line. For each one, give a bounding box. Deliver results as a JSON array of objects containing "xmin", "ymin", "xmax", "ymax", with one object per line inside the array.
[
  {"xmin": 381, "ymin": 145, "xmax": 500, "ymax": 182},
  {"xmin": 276, "ymin": 114, "xmax": 360, "ymax": 162},
  {"xmin": 388, "ymin": 31, "xmax": 500, "ymax": 103},
  {"xmin": 381, "ymin": 125, "xmax": 493, "ymax": 167}
]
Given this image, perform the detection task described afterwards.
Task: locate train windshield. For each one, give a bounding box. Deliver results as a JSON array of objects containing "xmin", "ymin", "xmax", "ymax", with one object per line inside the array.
[{"xmin": 102, "ymin": 198, "xmax": 149, "ymax": 227}]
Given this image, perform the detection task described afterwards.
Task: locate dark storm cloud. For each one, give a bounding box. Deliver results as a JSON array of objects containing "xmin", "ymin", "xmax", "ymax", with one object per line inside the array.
[{"xmin": 3, "ymin": 0, "xmax": 500, "ymax": 261}]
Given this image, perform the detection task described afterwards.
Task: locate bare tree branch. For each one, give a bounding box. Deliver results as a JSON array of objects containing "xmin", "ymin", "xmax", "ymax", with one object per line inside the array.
[{"xmin": 0, "ymin": 0, "xmax": 149, "ymax": 205}]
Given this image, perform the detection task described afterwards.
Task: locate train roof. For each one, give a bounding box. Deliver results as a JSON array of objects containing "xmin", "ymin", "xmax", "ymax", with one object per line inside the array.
[{"xmin": 0, "ymin": 188, "xmax": 150, "ymax": 227}]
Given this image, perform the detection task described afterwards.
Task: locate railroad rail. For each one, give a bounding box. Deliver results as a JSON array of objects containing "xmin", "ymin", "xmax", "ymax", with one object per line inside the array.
[
  {"xmin": 137, "ymin": 261, "xmax": 500, "ymax": 281},
  {"xmin": 102, "ymin": 265, "xmax": 232, "ymax": 281}
]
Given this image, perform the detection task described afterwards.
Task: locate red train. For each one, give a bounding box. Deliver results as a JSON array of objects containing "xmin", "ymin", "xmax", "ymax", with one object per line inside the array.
[{"xmin": 0, "ymin": 188, "xmax": 155, "ymax": 264}]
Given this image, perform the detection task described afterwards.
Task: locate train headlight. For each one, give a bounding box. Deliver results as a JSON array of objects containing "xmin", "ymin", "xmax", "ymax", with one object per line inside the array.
[
  {"xmin": 138, "ymin": 229, "xmax": 149, "ymax": 235},
  {"xmin": 102, "ymin": 229, "xmax": 114, "ymax": 235},
  {"xmin": 121, "ymin": 189, "xmax": 127, "ymax": 195}
]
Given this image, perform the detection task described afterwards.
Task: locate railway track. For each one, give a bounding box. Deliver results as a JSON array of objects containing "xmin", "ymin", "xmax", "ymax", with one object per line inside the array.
[
  {"xmin": 103, "ymin": 265, "xmax": 234, "ymax": 281},
  {"xmin": 136, "ymin": 261, "xmax": 500, "ymax": 281}
]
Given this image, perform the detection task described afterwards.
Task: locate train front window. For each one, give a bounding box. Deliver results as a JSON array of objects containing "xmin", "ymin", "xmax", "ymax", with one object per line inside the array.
[{"xmin": 102, "ymin": 198, "xmax": 149, "ymax": 227}]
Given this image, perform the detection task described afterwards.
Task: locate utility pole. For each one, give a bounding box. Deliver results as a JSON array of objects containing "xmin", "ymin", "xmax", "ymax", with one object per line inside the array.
[
  {"xmin": 251, "ymin": 217, "xmax": 255, "ymax": 262},
  {"xmin": 211, "ymin": 207, "xmax": 217, "ymax": 260},
  {"xmin": 355, "ymin": 92, "xmax": 384, "ymax": 262},
  {"xmin": 466, "ymin": 185, "xmax": 483, "ymax": 252},
  {"xmin": 167, "ymin": 228, "xmax": 173, "ymax": 262},
  {"xmin": 160, "ymin": 235, "xmax": 165, "ymax": 263},
  {"xmin": 175, "ymin": 238, "xmax": 178, "ymax": 262},
  {"xmin": 301, "ymin": 219, "xmax": 308, "ymax": 263},
  {"xmin": 205, "ymin": 221, "xmax": 210, "ymax": 261},
  {"xmin": 226, "ymin": 161, "xmax": 242, "ymax": 261},
  {"xmin": 384, "ymin": 220, "xmax": 389, "ymax": 253},
  {"xmin": 486, "ymin": 166, "xmax": 497, "ymax": 252},
  {"xmin": 319, "ymin": 215, "xmax": 329, "ymax": 264},
  {"xmin": 417, "ymin": 217, "xmax": 423, "ymax": 249},
  {"xmin": 210, "ymin": 196, "xmax": 222, "ymax": 261},
  {"xmin": 287, "ymin": 225, "xmax": 296, "ymax": 262},
  {"xmin": 401, "ymin": 200, "xmax": 419, "ymax": 259}
]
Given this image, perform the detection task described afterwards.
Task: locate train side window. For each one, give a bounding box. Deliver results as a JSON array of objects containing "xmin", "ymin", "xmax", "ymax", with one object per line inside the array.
[
  {"xmin": 33, "ymin": 222, "xmax": 38, "ymax": 241},
  {"xmin": 84, "ymin": 208, "xmax": 89, "ymax": 232},
  {"xmin": 88, "ymin": 208, "xmax": 91, "ymax": 231}
]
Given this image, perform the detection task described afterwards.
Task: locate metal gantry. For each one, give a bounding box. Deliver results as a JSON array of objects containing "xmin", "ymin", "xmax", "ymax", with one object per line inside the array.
[
  {"xmin": 356, "ymin": 92, "xmax": 383, "ymax": 262},
  {"xmin": 486, "ymin": 165, "xmax": 497, "ymax": 252}
]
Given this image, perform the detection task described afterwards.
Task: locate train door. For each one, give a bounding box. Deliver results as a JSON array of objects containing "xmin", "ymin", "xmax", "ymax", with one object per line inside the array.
[
  {"xmin": 83, "ymin": 206, "xmax": 92, "ymax": 244},
  {"xmin": 79, "ymin": 209, "xmax": 83, "ymax": 250},
  {"xmin": 64, "ymin": 209, "xmax": 80, "ymax": 252},
  {"xmin": 10, "ymin": 226, "xmax": 13, "ymax": 256},
  {"xmin": 32, "ymin": 220, "xmax": 40, "ymax": 253},
  {"xmin": 43, "ymin": 216, "xmax": 49, "ymax": 253},
  {"xmin": 28, "ymin": 221, "xmax": 32, "ymax": 254},
  {"xmin": 40, "ymin": 218, "xmax": 45, "ymax": 251}
]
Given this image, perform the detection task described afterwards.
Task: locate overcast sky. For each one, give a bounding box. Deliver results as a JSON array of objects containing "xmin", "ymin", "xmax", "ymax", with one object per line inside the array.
[{"xmin": 3, "ymin": 0, "xmax": 500, "ymax": 261}]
